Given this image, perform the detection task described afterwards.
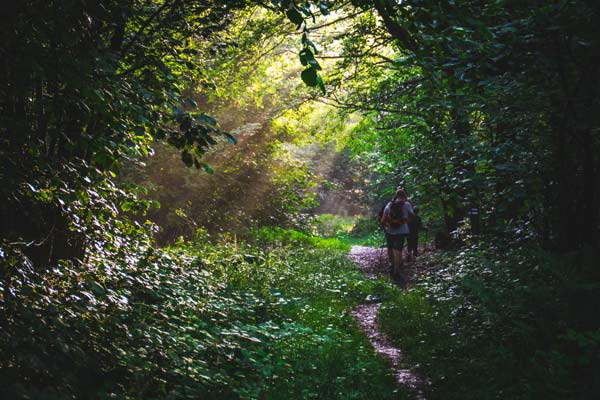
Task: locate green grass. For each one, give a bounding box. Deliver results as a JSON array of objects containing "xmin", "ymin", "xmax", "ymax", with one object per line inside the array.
[
  {"xmin": 312, "ymin": 213, "xmax": 386, "ymax": 247},
  {"xmin": 185, "ymin": 232, "xmax": 406, "ymax": 399},
  {"xmin": 252, "ymin": 225, "xmax": 352, "ymax": 252}
]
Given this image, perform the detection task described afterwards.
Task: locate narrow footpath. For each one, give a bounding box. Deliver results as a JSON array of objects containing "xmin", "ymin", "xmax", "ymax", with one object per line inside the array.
[{"xmin": 349, "ymin": 246, "xmax": 428, "ymax": 400}]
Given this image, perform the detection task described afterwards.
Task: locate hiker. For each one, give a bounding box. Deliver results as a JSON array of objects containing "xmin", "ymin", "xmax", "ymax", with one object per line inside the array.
[
  {"xmin": 380, "ymin": 188, "xmax": 414, "ymax": 278},
  {"xmin": 398, "ymin": 187, "xmax": 421, "ymax": 262},
  {"xmin": 407, "ymin": 206, "xmax": 423, "ymax": 261},
  {"xmin": 377, "ymin": 202, "xmax": 394, "ymax": 267}
]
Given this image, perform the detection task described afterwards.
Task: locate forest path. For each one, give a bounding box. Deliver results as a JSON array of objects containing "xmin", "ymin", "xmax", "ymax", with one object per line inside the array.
[{"xmin": 349, "ymin": 246, "xmax": 428, "ymax": 400}]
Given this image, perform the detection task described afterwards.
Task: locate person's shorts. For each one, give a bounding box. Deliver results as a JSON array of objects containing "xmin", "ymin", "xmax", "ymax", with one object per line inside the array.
[{"xmin": 385, "ymin": 232, "xmax": 407, "ymax": 250}]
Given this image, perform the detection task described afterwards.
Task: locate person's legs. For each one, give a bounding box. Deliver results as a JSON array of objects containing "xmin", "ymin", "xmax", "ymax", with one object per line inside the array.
[
  {"xmin": 413, "ymin": 233, "xmax": 419, "ymax": 258},
  {"xmin": 391, "ymin": 235, "xmax": 406, "ymax": 275},
  {"xmin": 407, "ymin": 234, "xmax": 417, "ymax": 260},
  {"xmin": 392, "ymin": 248, "xmax": 402, "ymax": 270},
  {"xmin": 384, "ymin": 232, "xmax": 395, "ymax": 273}
]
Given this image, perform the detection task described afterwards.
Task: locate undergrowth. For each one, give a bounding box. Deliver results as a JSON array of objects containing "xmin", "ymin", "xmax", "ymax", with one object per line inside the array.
[
  {"xmin": 1, "ymin": 227, "xmax": 405, "ymax": 399},
  {"xmin": 378, "ymin": 241, "xmax": 600, "ymax": 400}
]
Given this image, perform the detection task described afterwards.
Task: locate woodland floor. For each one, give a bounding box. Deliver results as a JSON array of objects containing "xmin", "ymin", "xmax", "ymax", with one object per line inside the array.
[{"xmin": 349, "ymin": 245, "xmax": 431, "ymax": 400}]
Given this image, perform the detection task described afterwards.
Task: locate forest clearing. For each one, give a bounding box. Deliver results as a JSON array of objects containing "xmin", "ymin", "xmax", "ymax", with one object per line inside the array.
[{"xmin": 1, "ymin": 1, "xmax": 599, "ymax": 399}]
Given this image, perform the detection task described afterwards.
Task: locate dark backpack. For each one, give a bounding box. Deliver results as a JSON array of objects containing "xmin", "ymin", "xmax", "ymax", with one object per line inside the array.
[{"xmin": 389, "ymin": 200, "xmax": 406, "ymax": 228}]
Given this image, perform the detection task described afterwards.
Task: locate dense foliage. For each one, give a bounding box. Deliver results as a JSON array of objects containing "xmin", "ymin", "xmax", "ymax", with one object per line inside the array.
[
  {"xmin": 304, "ymin": 0, "xmax": 600, "ymax": 251},
  {"xmin": 2, "ymin": 229, "xmax": 409, "ymax": 399},
  {"xmin": 1, "ymin": 1, "xmax": 599, "ymax": 399},
  {"xmin": 379, "ymin": 241, "xmax": 600, "ymax": 399},
  {"xmin": 1, "ymin": 0, "xmax": 252, "ymax": 264}
]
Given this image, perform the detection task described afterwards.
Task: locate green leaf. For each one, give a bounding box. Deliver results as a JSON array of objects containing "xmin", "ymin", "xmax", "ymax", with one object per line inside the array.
[
  {"xmin": 93, "ymin": 151, "xmax": 114, "ymax": 169},
  {"xmin": 196, "ymin": 112, "xmax": 218, "ymax": 127},
  {"xmin": 286, "ymin": 8, "xmax": 304, "ymax": 27},
  {"xmin": 299, "ymin": 48, "xmax": 314, "ymax": 66},
  {"xmin": 90, "ymin": 281, "xmax": 105, "ymax": 295},
  {"xmin": 203, "ymin": 163, "xmax": 214, "ymax": 175},
  {"xmin": 308, "ymin": 58, "xmax": 322, "ymax": 70},
  {"xmin": 305, "ymin": 39, "xmax": 318, "ymax": 54},
  {"xmin": 121, "ymin": 200, "xmax": 134, "ymax": 212},
  {"xmin": 301, "ymin": 67, "xmax": 318, "ymax": 87}
]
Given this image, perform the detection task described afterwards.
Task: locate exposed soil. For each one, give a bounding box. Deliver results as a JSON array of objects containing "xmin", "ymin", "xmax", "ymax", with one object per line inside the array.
[
  {"xmin": 349, "ymin": 245, "xmax": 429, "ymax": 399},
  {"xmin": 348, "ymin": 245, "xmax": 390, "ymax": 279}
]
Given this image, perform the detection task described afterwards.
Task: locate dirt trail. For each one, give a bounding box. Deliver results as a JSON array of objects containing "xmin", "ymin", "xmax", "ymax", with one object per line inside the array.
[{"xmin": 349, "ymin": 245, "xmax": 428, "ymax": 399}]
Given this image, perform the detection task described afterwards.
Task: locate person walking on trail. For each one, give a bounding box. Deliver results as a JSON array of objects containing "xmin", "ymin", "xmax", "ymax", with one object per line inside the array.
[
  {"xmin": 407, "ymin": 206, "xmax": 423, "ymax": 261},
  {"xmin": 380, "ymin": 189, "xmax": 414, "ymax": 278}
]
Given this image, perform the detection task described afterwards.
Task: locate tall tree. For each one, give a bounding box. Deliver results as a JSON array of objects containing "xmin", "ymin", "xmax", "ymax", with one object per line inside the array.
[
  {"xmin": 319, "ymin": 0, "xmax": 600, "ymax": 248},
  {"xmin": 0, "ymin": 0, "xmax": 247, "ymax": 263}
]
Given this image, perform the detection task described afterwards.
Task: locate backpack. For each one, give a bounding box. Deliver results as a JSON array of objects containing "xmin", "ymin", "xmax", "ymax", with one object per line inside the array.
[{"xmin": 389, "ymin": 200, "xmax": 406, "ymax": 228}]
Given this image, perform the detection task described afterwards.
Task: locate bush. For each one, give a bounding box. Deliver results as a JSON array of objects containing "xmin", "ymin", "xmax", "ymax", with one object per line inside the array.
[{"xmin": 378, "ymin": 242, "xmax": 600, "ymax": 400}]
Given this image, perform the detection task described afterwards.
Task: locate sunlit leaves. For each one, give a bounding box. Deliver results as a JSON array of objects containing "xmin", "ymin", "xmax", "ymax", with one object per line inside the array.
[
  {"xmin": 168, "ymin": 109, "xmax": 236, "ymax": 171},
  {"xmin": 272, "ymin": 1, "xmax": 327, "ymax": 94}
]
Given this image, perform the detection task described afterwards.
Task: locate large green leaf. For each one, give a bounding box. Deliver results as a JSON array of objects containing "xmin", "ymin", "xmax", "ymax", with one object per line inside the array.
[
  {"xmin": 223, "ymin": 132, "xmax": 238, "ymax": 145},
  {"xmin": 319, "ymin": 3, "xmax": 330, "ymax": 16},
  {"xmin": 301, "ymin": 67, "xmax": 318, "ymax": 87},
  {"xmin": 308, "ymin": 58, "xmax": 322, "ymax": 70},
  {"xmin": 286, "ymin": 8, "xmax": 304, "ymax": 27},
  {"xmin": 299, "ymin": 48, "xmax": 314, "ymax": 66}
]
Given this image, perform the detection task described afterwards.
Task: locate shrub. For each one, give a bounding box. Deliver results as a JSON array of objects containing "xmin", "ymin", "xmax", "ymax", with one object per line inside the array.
[
  {"xmin": 1, "ymin": 229, "xmax": 405, "ymax": 399},
  {"xmin": 379, "ymin": 242, "xmax": 600, "ymax": 399}
]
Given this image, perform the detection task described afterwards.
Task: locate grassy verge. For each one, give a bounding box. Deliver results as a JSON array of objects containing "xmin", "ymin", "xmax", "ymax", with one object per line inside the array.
[
  {"xmin": 311, "ymin": 213, "xmax": 386, "ymax": 248},
  {"xmin": 252, "ymin": 225, "xmax": 352, "ymax": 251}
]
